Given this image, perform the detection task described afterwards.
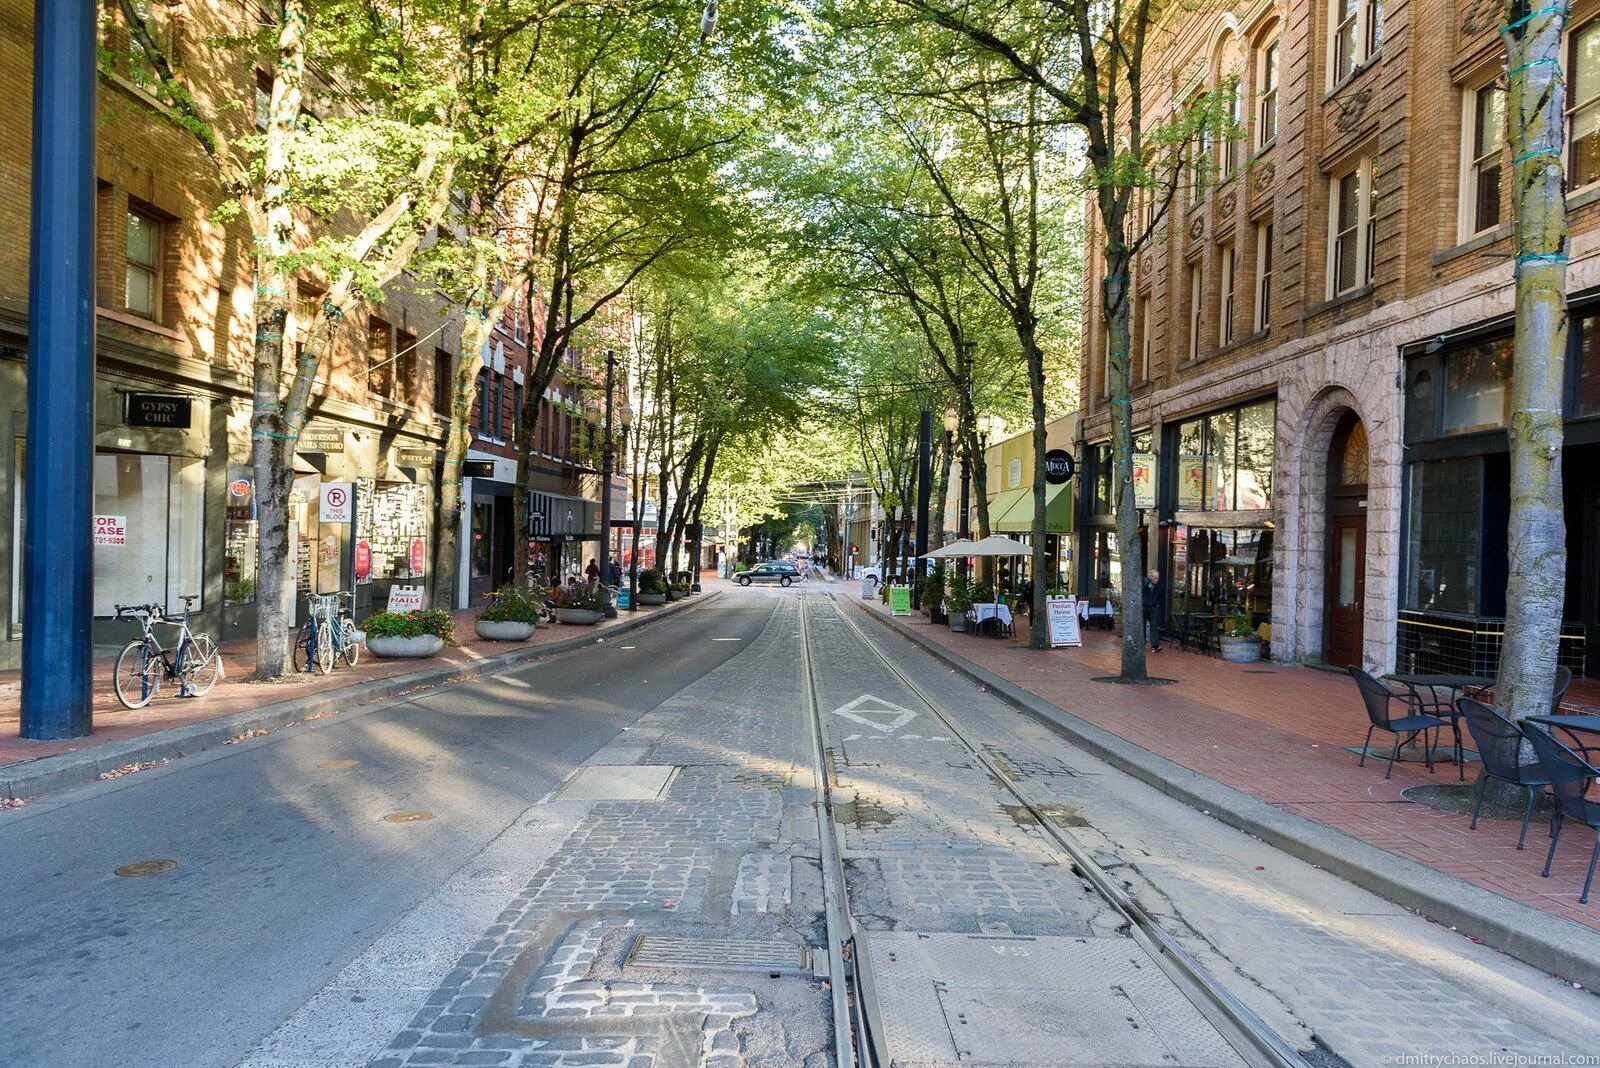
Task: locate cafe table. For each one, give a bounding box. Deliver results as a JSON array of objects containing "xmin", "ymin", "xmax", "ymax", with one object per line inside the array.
[
  {"xmin": 1382, "ymin": 674, "xmax": 1496, "ymax": 776},
  {"xmin": 968, "ymin": 602, "xmax": 1014, "ymax": 637},
  {"xmin": 1526, "ymin": 714, "xmax": 1600, "ymax": 763}
]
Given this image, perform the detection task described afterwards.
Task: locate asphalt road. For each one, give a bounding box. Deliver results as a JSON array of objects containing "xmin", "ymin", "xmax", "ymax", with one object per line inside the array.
[{"xmin": 0, "ymin": 593, "xmax": 776, "ymax": 1068}]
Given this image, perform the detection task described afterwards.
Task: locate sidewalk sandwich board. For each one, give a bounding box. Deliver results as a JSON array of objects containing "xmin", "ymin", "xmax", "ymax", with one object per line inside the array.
[
  {"xmin": 1046, "ymin": 595, "xmax": 1082, "ymax": 648},
  {"xmin": 889, "ymin": 585, "xmax": 912, "ymax": 617}
]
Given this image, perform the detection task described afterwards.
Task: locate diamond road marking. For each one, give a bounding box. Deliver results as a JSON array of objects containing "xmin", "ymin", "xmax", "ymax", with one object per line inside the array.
[{"xmin": 832, "ymin": 693, "xmax": 918, "ymax": 733}]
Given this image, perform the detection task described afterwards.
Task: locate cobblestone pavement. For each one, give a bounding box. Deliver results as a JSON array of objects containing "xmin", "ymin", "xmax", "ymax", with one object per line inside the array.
[
  {"xmin": 827, "ymin": 593, "xmax": 1600, "ymax": 1066},
  {"xmin": 238, "ymin": 593, "xmax": 831, "ymax": 1068}
]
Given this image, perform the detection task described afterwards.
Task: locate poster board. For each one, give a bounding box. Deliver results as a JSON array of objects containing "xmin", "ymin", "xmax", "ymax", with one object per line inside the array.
[
  {"xmin": 386, "ymin": 585, "xmax": 425, "ymax": 613},
  {"xmin": 889, "ymin": 585, "xmax": 912, "ymax": 616},
  {"xmin": 1046, "ymin": 595, "xmax": 1082, "ymax": 648},
  {"xmin": 860, "ymin": 573, "xmax": 878, "ymax": 599}
]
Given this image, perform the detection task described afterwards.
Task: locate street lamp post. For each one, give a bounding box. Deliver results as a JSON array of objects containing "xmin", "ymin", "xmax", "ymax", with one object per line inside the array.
[{"xmin": 590, "ymin": 350, "xmax": 621, "ymax": 618}]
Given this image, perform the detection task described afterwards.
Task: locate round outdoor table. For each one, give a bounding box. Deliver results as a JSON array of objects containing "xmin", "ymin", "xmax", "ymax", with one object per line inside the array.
[
  {"xmin": 1527, "ymin": 714, "xmax": 1600, "ymax": 764},
  {"xmin": 968, "ymin": 602, "xmax": 1013, "ymax": 637}
]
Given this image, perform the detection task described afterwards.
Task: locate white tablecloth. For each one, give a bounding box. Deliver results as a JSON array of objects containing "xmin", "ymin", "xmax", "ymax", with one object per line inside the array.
[{"xmin": 968, "ymin": 603, "xmax": 1013, "ymax": 628}]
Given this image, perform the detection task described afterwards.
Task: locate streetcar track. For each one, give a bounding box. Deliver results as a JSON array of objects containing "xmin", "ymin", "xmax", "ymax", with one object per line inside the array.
[{"xmin": 807, "ymin": 590, "xmax": 1310, "ymax": 1068}]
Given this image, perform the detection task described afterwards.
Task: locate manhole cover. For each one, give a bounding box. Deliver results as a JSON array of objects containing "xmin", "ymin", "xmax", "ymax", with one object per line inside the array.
[
  {"xmin": 115, "ymin": 859, "xmax": 178, "ymax": 877},
  {"xmin": 318, "ymin": 759, "xmax": 359, "ymax": 769},
  {"xmin": 555, "ymin": 765, "xmax": 677, "ymax": 800},
  {"xmin": 627, "ymin": 935, "xmax": 811, "ymax": 975},
  {"xmin": 383, "ymin": 810, "xmax": 434, "ymax": 823}
]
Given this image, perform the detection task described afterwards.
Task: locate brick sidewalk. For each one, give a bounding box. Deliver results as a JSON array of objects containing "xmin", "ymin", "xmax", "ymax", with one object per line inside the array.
[
  {"xmin": 865, "ymin": 600, "xmax": 1600, "ymax": 934},
  {"xmin": 0, "ymin": 592, "xmax": 710, "ymax": 773}
]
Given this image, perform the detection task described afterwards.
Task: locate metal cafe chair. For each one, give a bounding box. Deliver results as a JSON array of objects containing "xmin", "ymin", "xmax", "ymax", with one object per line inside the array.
[
  {"xmin": 1349, "ymin": 667, "xmax": 1451, "ymax": 779},
  {"xmin": 1520, "ymin": 722, "xmax": 1600, "ymax": 905},
  {"xmin": 1457, "ymin": 698, "xmax": 1551, "ymax": 850}
]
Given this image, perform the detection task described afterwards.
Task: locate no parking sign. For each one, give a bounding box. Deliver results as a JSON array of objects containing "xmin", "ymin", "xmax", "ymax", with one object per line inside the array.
[{"xmin": 318, "ymin": 482, "xmax": 353, "ymax": 523}]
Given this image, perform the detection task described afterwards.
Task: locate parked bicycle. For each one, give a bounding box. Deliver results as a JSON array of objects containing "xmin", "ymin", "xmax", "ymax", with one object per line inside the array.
[
  {"xmin": 112, "ymin": 596, "xmax": 223, "ymax": 709},
  {"xmin": 294, "ymin": 591, "xmax": 362, "ymax": 675}
]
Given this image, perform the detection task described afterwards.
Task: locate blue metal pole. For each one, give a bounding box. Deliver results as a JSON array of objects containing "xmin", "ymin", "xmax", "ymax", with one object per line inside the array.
[{"xmin": 21, "ymin": 0, "xmax": 96, "ymax": 740}]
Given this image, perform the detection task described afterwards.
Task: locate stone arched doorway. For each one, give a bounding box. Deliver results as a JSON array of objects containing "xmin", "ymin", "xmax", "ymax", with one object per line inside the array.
[{"xmin": 1324, "ymin": 412, "xmax": 1369, "ymax": 667}]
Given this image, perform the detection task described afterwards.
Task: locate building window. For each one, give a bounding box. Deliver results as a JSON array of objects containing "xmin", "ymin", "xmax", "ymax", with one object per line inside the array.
[
  {"xmin": 1219, "ymin": 36, "xmax": 1244, "ymax": 178},
  {"xmin": 125, "ymin": 208, "xmax": 161, "ymax": 319},
  {"xmin": 93, "ymin": 452, "xmax": 205, "ymax": 617},
  {"xmin": 367, "ymin": 317, "xmax": 394, "ymax": 399},
  {"xmin": 1406, "ymin": 457, "xmax": 1482, "ymax": 615},
  {"xmin": 513, "ymin": 383, "xmax": 524, "ymax": 440},
  {"xmin": 1257, "ymin": 40, "xmax": 1279, "ymax": 147},
  {"xmin": 1138, "ymin": 295, "xmax": 1152, "ymax": 382},
  {"xmin": 1189, "ymin": 103, "xmax": 1210, "ymax": 205},
  {"xmin": 1331, "ymin": 0, "xmax": 1381, "ymax": 84},
  {"xmin": 1188, "ymin": 264, "xmax": 1203, "ymax": 360},
  {"xmin": 1175, "ymin": 398, "xmax": 1275, "ymax": 513},
  {"xmin": 434, "ymin": 349, "xmax": 453, "ymax": 419},
  {"xmin": 1255, "ymin": 222, "xmax": 1274, "ymax": 331},
  {"xmin": 492, "ymin": 375, "xmax": 505, "ymax": 439},
  {"xmin": 394, "ymin": 329, "xmax": 418, "ymax": 405},
  {"xmin": 1329, "ymin": 157, "xmax": 1374, "ymax": 297},
  {"xmin": 1220, "ymin": 245, "xmax": 1237, "ymax": 346},
  {"xmin": 1462, "ymin": 83, "xmax": 1504, "ymax": 238},
  {"xmin": 224, "ymin": 465, "xmax": 257, "ymax": 606},
  {"xmin": 1442, "ymin": 337, "xmax": 1513, "ymax": 435},
  {"xmin": 477, "ymin": 370, "xmax": 490, "ymax": 436},
  {"xmin": 1571, "ymin": 21, "xmax": 1600, "ymax": 190}
]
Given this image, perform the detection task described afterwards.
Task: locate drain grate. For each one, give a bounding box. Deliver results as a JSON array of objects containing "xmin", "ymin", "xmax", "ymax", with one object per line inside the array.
[{"xmin": 626, "ymin": 935, "xmax": 811, "ymax": 975}]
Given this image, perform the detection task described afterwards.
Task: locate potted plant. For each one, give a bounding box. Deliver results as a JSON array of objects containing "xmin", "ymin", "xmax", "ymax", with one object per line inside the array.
[
  {"xmin": 946, "ymin": 574, "xmax": 971, "ymax": 632},
  {"xmin": 636, "ymin": 569, "xmax": 668, "ymax": 606},
  {"xmin": 556, "ymin": 581, "xmax": 606, "ymax": 625},
  {"xmin": 922, "ymin": 569, "xmax": 946, "ymax": 622},
  {"xmin": 364, "ymin": 608, "xmax": 455, "ymax": 658},
  {"xmin": 1219, "ymin": 613, "xmax": 1264, "ymax": 662},
  {"xmin": 668, "ymin": 580, "xmax": 691, "ymax": 600},
  {"xmin": 475, "ymin": 585, "xmax": 539, "ymax": 642}
]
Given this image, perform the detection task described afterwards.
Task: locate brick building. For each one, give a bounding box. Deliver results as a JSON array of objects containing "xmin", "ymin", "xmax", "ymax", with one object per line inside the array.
[
  {"xmin": 1078, "ymin": 0, "xmax": 1600, "ymax": 676},
  {"xmin": 0, "ymin": 0, "xmax": 615, "ymax": 664}
]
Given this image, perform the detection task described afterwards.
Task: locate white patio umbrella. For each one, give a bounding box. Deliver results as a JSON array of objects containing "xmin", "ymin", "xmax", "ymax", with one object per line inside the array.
[
  {"xmin": 966, "ymin": 534, "xmax": 1032, "ymax": 556},
  {"xmin": 922, "ymin": 539, "xmax": 979, "ymax": 559}
]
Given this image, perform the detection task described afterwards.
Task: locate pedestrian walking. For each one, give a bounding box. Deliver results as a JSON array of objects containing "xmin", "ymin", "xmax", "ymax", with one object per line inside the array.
[
  {"xmin": 608, "ymin": 557, "xmax": 622, "ymax": 586},
  {"xmin": 1142, "ymin": 568, "xmax": 1164, "ymax": 652},
  {"xmin": 585, "ymin": 558, "xmax": 600, "ymax": 583}
]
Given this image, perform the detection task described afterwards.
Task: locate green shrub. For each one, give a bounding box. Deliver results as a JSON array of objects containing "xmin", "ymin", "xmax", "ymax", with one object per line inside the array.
[
  {"xmin": 732, "ymin": 560, "xmax": 750, "ymax": 573},
  {"xmin": 558, "ymin": 582, "xmax": 607, "ymax": 611},
  {"xmin": 946, "ymin": 573, "xmax": 972, "ymax": 612},
  {"xmin": 363, "ymin": 608, "xmax": 456, "ymax": 643},
  {"xmin": 476, "ymin": 585, "xmax": 540, "ymax": 623},
  {"xmin": 1224, "ymin": 613, "xmax": 1256, "ymax": 638},
  {"xmin": 921, "ymin": 569, "xmax": 945, "ymax": 607},
  {"xmin": 637, "ymin": 569, "xmax": 667, "ymax": 594}
]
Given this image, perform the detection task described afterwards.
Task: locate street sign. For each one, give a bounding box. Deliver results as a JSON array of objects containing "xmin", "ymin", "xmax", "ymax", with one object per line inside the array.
[
  {"xmin": 889, "ymin": 585, "xmax": 912, "ymax": 616},
  {"xmin": 319, "ymin": 482, "xmax": 354, "ymax": 523},
  {"xmin": 93, "ymin": 514, "xmax": 127, "ymax": 546},
  {"xmin": 124, "ymin": 392, "xmax": 192, "ymax": 429},
  {"xmin": 1044, "ymin": 449, "xmax": 1076, "ymax": 485},
  {"xmin": 1046, "ymin": 596, "xmax": 1082, "ymax": 648}
]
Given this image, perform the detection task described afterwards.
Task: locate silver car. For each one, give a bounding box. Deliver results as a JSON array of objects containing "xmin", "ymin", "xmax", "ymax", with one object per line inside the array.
[{"xmin": 737, "ymin": 562, "xmax": 801, "ymax": 587}]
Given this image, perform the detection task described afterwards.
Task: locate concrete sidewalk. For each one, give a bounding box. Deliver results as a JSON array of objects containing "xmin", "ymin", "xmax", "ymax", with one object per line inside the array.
[
  {"xmin": 2, "ymin": 590, "xmax": 719, "ymax": 801},
  {"xmin": 855, "ymin": 595, "xmax": 1600, "ymax": 985}
]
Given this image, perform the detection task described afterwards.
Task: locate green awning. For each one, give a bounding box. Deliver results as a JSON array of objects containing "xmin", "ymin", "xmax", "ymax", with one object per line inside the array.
[
  {"xmin": 993, "ymin": 482, "xmax": 1073, "ymax": 533},
  {"xmin": 983, "ymin": 488, "xmax": 1029, "ymax": 530}
]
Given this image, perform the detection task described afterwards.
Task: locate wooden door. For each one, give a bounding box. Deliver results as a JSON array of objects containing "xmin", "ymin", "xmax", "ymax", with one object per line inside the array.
[{"xmin": 1326, "ymin": 514, "xmax": 1366, "ymax": 668}]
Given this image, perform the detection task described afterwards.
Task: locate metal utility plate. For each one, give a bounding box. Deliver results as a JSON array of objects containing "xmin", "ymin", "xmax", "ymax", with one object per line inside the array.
[
  {"xmin": 554, "ymin": 764, "xmax": 677, "ymax": 800},
  {"xmin": 626, "ymin": 935, "xmax": 811, "ymax": 975},
  {"xmin": 860, "ymin": 932, "xmax": 1246, "ymax": 1067}
]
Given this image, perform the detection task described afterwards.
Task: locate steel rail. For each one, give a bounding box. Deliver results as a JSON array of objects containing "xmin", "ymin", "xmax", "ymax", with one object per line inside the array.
[
  {"xmin": 795, "ymin": 595, "xmax": 877, "ymax": 1068},
  {"xmin": 824, "ymin": 594, "xmax": 1311, "ymax": 1068}
]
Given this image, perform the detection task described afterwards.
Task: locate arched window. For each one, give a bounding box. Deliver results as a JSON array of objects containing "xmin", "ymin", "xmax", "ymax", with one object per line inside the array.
[
  {"xmin": 1217, "ymin": 35, "xmax": 1245, "ymax": 178},
  {"xmin": 1335, "ymin": 417, "xmax": 1369, "ymax": 487}
]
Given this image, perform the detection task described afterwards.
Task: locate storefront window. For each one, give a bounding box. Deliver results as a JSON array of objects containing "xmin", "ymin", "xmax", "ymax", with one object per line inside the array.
[
  {"xmin": 1577, "ymin": 315, "xmax": 1600, "ymax": 417},
  {"xmin": 1406, "ymin": 457, "xmax": 1481, "ymax": 614},
  {"xmin": 1092, "ymin": 443, "xmax": 1113, "ymax": 514},
  {"xmin": 1176, "ymin": 398, "xmax": 1274, "ymax": 511},
  {"xmin": 92, "ymin": 452, "xmax": 204, "ymax": 617},
  {"xmin": 1442, "ymin": 338, "xmax": 1512, "ymax": 435},
  {"xmin": 359, "ymin": 479, "xmax": 429, "ymax": 581},
  {"xmin": 1177, "ymin": 528, "xmax": 1274, "ymax": 624},
  {"xmin": 290, "ymin": 474, "xmax": 320, "ymax": 599},
  {"xmin": 1091, "ymin": 529, "xmax": 1121, "ymax": 596},
  {"xmin": 472, "ymin": 502, "xmax": 493, "ymax": 578},
  {"xmin": 224, "ymin": 465, "xmax": 257, "ymax": 605}
]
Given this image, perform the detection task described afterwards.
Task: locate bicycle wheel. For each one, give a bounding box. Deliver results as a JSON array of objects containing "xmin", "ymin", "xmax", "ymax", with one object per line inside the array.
[
  {"xmin": 292, "ymin": 623, "xmax": 314, "ymax": 673},
  {"xmin": 340, "ymin": 619, "xmax": 361, "ymax": 667},
  {"xmin": 314, "ymin": 624, "xmax": 336, "ymax": 675},
  {"xmin": 181, "ymin": 635, "xmax": 223, "ymax": 696},
  {"xmin": 114, "ymin": 640, "xmax": 161, "ymax": 709}
]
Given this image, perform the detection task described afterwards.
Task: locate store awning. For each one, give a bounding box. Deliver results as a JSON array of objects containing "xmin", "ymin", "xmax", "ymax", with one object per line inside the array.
[
  {"xmin": 992, "ymin": 483, "xmax": 1073, "ymax": 534},
  {"xmin": 983, "ymin": 488, "xmax": 1029, "ymax": 529}
]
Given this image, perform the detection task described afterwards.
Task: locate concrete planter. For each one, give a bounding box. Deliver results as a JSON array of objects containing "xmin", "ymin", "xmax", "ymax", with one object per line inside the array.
[
  {"xmin": 557, "ymin": 608, "xmax": 603, "ymax": 626},
  {"xmin": 366, "ymin": 634, "xmax": 445, "ymax": 659},
  {"xmin": 474, "ymin": 619, "xmax": 536, "ymax": 642},
  {"xmin": 1219, "ymin": 635, "xmax": 1263, "ymax": 663},
  {"xmin": 637, "ymin": 592, "xmax": 667, "ymax": 606},
  {"xmin": 665, "ymin": 589, "xmax": 682, "ymax": 601},
  {"xmin": 947, "ymin": 612, "xmax": 968, "ymax": 633}
]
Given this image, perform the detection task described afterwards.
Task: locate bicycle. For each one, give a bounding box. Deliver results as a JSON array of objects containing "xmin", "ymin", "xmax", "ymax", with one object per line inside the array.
[
  {"xmin": 294, "ymin": 591, "xmax": 362, "ymax": 674},
  {"xmin": 112, "ymin": 596, "xmax": 224, "ymax": 709}
]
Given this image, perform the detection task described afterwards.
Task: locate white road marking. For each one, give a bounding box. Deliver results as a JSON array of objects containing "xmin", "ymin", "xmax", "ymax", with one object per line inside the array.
[{"xmin": 830, "ymin": 694, "xmax": 918, "ymax": 734}]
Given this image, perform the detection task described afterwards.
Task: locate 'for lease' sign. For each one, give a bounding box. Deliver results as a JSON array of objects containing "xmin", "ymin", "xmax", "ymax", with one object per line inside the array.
[{"xmin": 94, "ymin": 515, "xmax": 127, "ymax": 546}]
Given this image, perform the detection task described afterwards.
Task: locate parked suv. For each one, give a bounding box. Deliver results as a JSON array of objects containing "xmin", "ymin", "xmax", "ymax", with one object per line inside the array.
[{"xmin": 737, "ymin": 562, "xmax": 801, "ymax": 587}]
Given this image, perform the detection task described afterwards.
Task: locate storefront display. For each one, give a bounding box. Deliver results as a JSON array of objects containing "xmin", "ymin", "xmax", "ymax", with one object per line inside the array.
[
  {"xmin": 358, "ymin": 478, "xmax": 428, "ymax": 581},
  {"xmin": 224, "ymin": 465, "xmax": 257, "ymax": 606},
  {"xmin": 92, "ymin": 451, "xmax": 204, "ymax": 617}
]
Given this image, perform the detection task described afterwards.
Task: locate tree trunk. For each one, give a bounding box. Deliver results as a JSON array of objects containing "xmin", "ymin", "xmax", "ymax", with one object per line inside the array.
[
  {"xmin": 1104, "ymin": 248, "xmax": 1147, "ymax": 681},
  {"xmin": 1496, "ymin": 4, "xmax": 1569, "ymax": 750},
  {"xmin": 1024, "ymin": 325, "xmax": 1049, "ymax": 649}
]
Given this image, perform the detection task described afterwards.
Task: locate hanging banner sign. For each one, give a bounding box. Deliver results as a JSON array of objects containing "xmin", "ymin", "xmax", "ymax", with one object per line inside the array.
[
  {"xmin": 319, "ymin": 482, "xmax": 354, "ymax": 523},
  {"xmin": 409, "ymin": 537, "xmax": 426, "ymax": 576},
  {"xmin": 386, "ymin": 585, "xmax": 425, "ymax": 613},
  {"xmin": 1133, "ymin": 453, "xmax": 1158, "ymax": 509},
  {"xmin": 1047, "ymin": 595, "xmax": 1082, "ymax": 648},
  {"xmin": 354, "ymin": 540, "xmax": 372, "ymax": 581},
  {"xmin": 889, "ymin": 585, "xmax": 912, "ymax": 616},
  {"xmin": 94, "ymin": 514, "xmax": 127, "ymax": 546}
]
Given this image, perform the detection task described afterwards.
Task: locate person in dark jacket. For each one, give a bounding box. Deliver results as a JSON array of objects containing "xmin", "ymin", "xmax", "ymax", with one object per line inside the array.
[{"xmin": 1141, "ymin": 568, "xmax": 1164, "ymax": 652}]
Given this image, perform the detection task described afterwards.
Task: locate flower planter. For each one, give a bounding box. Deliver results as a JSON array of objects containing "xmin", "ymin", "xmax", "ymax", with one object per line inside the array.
[
  {"xmin": 474, "ymin": 619, "xmax": 536, "ymax": 642},
  {"xmin": 366, "ymin": 634, "xmax": 445, "ymax": 659},
  {"xmin": 665, "ymin": 589, "xmax": 682, "ymax": 601},
  {"xmin": 637, "ymin": 592, "xmax": 667, "ymax": 606},
  {"xmin": 557, "ymin": 608, "xmax": 603, "ymax": 626},
  {"xmin": 947, "ymin": 612, "xmax": 968, "ymax": 633},
  {"xmin": 1219, "ymin": 635, "xmax": 1263, "ymax": 663}
]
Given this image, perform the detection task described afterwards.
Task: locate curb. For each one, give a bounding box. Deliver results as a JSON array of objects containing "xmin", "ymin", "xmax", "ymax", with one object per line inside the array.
[
  {"xmin": 854, "ymin": 600, "xmax": 1600, "ymax": 993},
  {"xmin": 2, "ymin": 592, "xmax": 719, "ymax": 802}
]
